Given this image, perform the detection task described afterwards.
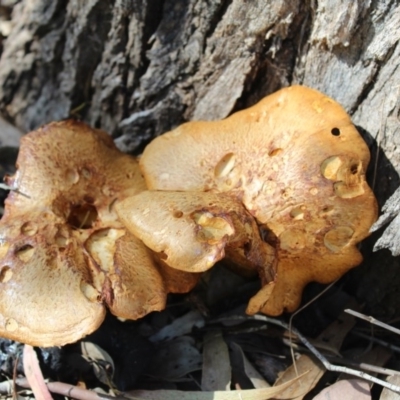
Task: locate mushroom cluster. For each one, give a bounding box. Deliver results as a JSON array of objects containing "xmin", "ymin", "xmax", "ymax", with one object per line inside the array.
[{"xmin": 0, "ymin": 86, "xmax": 377, "ymax": 346}]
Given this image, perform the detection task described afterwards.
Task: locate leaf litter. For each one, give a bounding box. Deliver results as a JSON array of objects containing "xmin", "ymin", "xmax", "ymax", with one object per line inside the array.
[
  {"xmin": 201, "ymin": 330, "xmax": 231, "ymax": 391},
  {"xmin": 0, "ymin": 264, "xmax": 398, "ymax": 400}
]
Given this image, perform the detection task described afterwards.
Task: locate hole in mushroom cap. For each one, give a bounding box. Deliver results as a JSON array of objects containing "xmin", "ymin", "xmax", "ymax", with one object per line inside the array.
[
  {"xmin": 324, "ymin": 226, "xmax": 354, "ymax": 252},
  {"xmin": 67, "ymin": 203, "xmax": 98, "ymax": 229},
  {"xmin": 81, "ymin": 168, "xmax": 92, "ymax": 179},
  {"xmin": 15, "ymin": 245, "xmax": 35, "ymax": 262},
  {"xmin": 42, "ymin": 212, "xmax": 53, "ymax": 222},
  {"xmin": 66, "ymin": 168, "xmax": 80, "ymax": 184},
  {"xmin": 268, "ymin": 148, "xmax": 283, "ymax": 157},
  {"xmin": 102, "ymin": 186, "xmax": 115, "ymax": 197},
  {"xmin": 0, "ymin": 266, "xmax": 12, "ymax": 283},
  {"xmin": 334, "ymin": 181, "xmax": 365, "ymax": 199},
  {"xmin": 55, "ymin": 226, "xmax": 70, "ymax": 250},
  {"xmin": 21, "ymin": 222, "xmax": 37, "ymax": 236},
  {"xmin": 193, "ymin": 211, "xmax": 234, "ymax": 243},
  {"xmin": 173, "ymin": 210, "xmax": 183, "ymax": 218},
  {"xmin": 321, "ymin": 156, "xmax": 343, "ymax": 180},
  {"xmin": 290, "ymin": 205, "xmax": 306, "ymax": 220},
  {"xmin": 5, "ymin": 318, "xmax": 18, "ymax": 332},
  {"xmin": 322, "ymin": 156, "xmax": 364, "ymax": 198},
  {"xmin": 214, "ymin": 153, "xmax": 242, "ymax": 191},
  {"xmin": 214, "ymin": 153, "xmax": 236, "ymax": 178},
  {"xmin": 331, "ymin": 127, "xmax": 340, "ymax": 136},
  {"xmin": 279, "ymin": 229, "xmax": 308, "ymax": 252},
  {"xmin": 158, "ymin": 250, "xmax": 168, "ymax": 260},
  {"xmin": 319, "ymin": 205, "xmax": 334, "ymax": 217},
  {"xmin": 350, "ymin": 163, "xmax": 359, "ymax": 174},
  {"xmin": 282, "ymin": 187, "xmax": 293, "ymax": 199},
  {"xmin": 55, "ymin": 234, "xmax": 69, "ymax": 249},
  {"xmin": 336, "ymin": 160, "xmax": 362, "ymax": 182}
]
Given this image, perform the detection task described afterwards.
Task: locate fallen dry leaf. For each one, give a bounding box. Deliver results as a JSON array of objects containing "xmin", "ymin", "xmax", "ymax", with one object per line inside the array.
[
  {"xmin": 201, "ymin": 330, "xmax": 231, "ymax": 391},
  {"xmin": 128, "ymin": 372, "xmax": 309, "ymax": 400},
  {"xmin": 148, "ymin": 336, "xmax": 202, "ymax": 381},
  {"xmin": 149, "ymin": 310, "xmax": 205, "ymax": 342},
  {"xmin": 316, "ymin": 301, "xmax": 357, "ymax": 352},
  {"xmin": 312, "ymin": 379, "xmax": 371, "ymax": 400},
  {"xmin": 80, "ymin": 341, "xmax": 115, "ymax": 388},
  {"xmin": 274, "ymin": 354, "xmax": 324, "ymax": 400},
  {"xmin": 230, "ymin": 341, "xmax": 271, "ymax": 389},
  {"xmin": 23, "ymin": 344, "xmax": 53, "ymax": 400},
  {"xmin": 380, "ymin": 375, "xmax": 400, "ymax": 400}
]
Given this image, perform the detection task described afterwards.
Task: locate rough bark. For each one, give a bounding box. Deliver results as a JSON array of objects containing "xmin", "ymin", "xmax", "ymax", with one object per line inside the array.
[
  {"xmin": 1, "ymin": 0, "xmax": 400, "ymax": 317},
  {"xmin": 372, "ymin": 187, "xmax": 400, "ymax": 255}
]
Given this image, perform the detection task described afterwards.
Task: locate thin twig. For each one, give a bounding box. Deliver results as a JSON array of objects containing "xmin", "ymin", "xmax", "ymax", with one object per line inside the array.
[
  {"xmin": 283, "ymin": 339, "xmax": 400, "ymax": 376},
  {"xmin": 12, "ymin": 354, "xmax": 19, "ymax": 400},
  {"xmin": 282, "ymin": 338, "xmax": 342, "ymax": 358},
  {"xmin": 0, "ymin": 377, "xmax": 116, "ymax": 400},
  {"xmin": 345, "ymin": 309, "xmax": 400, "ymax": 336},
  {"xmin": 350, "ymin": 330, "xmax": 400, "ymax": 354},
  {"xmin": 288, "ymin": 280, "xmax": 338, "ymax": 376},
  {"xmin": 0, "ymin": 183, "xmax": 31, "ymax": 199},
  {"xmin": 79, "ymin": 210, "xmax": 91, "ymax": 229},
  {"xmin": 252, "ymin": 315, "xmax": 400, "ymax": 394},
  {"xmin": 209, "ymin": 314, "xmax": 400, "ymax": 392},
  {"xmin": 327, "ymin": 356, "xmax": 400, "ymax": 377}
]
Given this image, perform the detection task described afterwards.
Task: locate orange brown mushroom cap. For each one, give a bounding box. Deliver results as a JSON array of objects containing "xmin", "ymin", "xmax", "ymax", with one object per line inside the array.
[
  {"xmin": 115, "ymin": 190, "xmax": 275, "ymax": 278},
  {"xmin": 0, "ymin": 215, "xmax": 105, "ymax": 346},
  {"xmin": 0, "ymin": 121, "xmax": 166, "ymax": 346},
  {"xmin": 140, "ymin": 85, "xmax": 378, "ymax": 315},
  {"xmin": 0, "ymin": 85, "xmax": 378, "ymax": 346}
]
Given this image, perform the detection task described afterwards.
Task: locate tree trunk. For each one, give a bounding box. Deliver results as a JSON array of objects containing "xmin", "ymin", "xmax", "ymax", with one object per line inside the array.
[{"xmin": 1, "ymin": 0, "xmax": 400, "ymax": 317}]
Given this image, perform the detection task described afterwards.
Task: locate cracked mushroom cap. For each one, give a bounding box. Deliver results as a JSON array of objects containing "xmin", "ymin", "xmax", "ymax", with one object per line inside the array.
[
  {"xmin": 140, "ymin": 85, "xmax": 378, "ymax": 315},
  {"xmin": 0, "ymin": 120, "xmax": 165, "ymax": 346}
]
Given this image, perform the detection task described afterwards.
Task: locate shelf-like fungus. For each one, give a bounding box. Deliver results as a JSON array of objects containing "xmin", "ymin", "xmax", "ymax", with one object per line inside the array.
[{"xmin": 140, "ymin": 85, "xmax": 378, "ymax": 316}]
